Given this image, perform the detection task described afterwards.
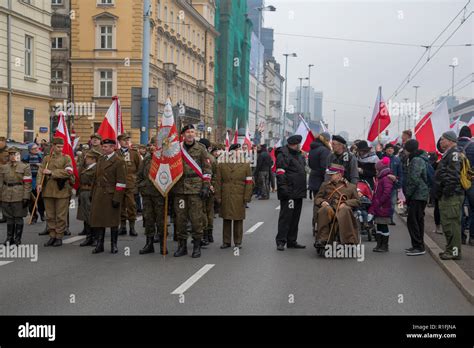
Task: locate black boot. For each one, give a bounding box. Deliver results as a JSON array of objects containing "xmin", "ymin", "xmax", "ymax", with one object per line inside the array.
[
  {"xmin": 39, "ymin": 226, "xmax": 49, "ymax": 236},
  {"xmin": 192, "ymin": 239, "xmax": 202, "ymax": 258},
  {"xmin": 44, "ymin": 237, "xmax": 56, "ymax": 247},
  {"xmin": 129, "ymin": 220, "xmax": 138, "ymax": 236},
  {"xmin": 139, "ymin": 236, "xmax": 155, "ymax": 255},
  {"xmin": 91, "ymin": 227, "xmax": 98, "ymax": 247},
  {"xmin": 160, "ymin": 234, "xmax": 168, "ymax": 255},
  {"xmin": 0, "ymin": 216, "xmax": 6, "ymax": 223},
  {"xmin": 173, "ymin": 239, "xmax": 187, "ymax": 257},
  {"xmin": 52, "ymin": 238, "xmax": 63, "ymax": 247},
  {"xmin": 201, "ymin": 230, "xmax": 209, "ymax": 246},
  {"xmin": 111, "ymin": 227, "xmax": 119, "ymax": 254},
  {"xmin": 208, "ymin": 228, "xmax": 214, "ymax": 243},
  {"xmin": 373, "ymin": 234, "xmax": 385, "ymax": 252},
  {"xmin": 381, "ymin": 235, "xmax": 389, "ymax": 252},
  {"xmin": 119, "ymin": 221, "xmax": 127, "ymax": 235},
  {"xmin": 92, "ymin": 229, "xmax": 105, "ymax": 254},
  {"xmin": 80, "ymin": 223, "xmax": 94, "ymax": 247},
  {"xmin": 78, "ymin": 221, "xmax": 87, "ymax": 236},
  {"xmin": 14, "ymin": 224, "xmax": 24, "ymax": 246},
  {"xmin": 3, "ymin": 224, "xmax": 14, "ymax": 246}
]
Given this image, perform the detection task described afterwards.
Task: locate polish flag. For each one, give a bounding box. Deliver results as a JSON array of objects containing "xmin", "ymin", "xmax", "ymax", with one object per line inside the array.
[
  {"xmin": 54, "ymin": 112, "xmax": 79, "ymax": 190},
  {"xmin": 97, "ymin": 96, "xmax": 124, "ymax": 144},
  {"xmin": 367, "ymin": 87, "xmax": 391, "ymax": 142},
  {"xmin": 467, "ymin": 117, "xmax": 474, "ymax": 135},
  {"xmin": 389, "ymin": 136, "xmax": 399, "ymax": 145},
  {"xmin": 244, "ymin": 122, "xmax": 252, "ymax": 149},
  {"xmin": 233, "ymin": 119, "xmax": 239, "ymax": 145},
  {"xmin": 269, "ymin": 139, "xmax": 282, "ymax": 173},
  {"xmin": 295, "ymin": 115, "xmax": 316, "ymax": 152},
  {"xmin": 414, "ymin": 99, "xmax": 450, "ymax": 153},
  {"xmin": 225, "ymin": 131, "xmax": 230, "ymax": 151}
]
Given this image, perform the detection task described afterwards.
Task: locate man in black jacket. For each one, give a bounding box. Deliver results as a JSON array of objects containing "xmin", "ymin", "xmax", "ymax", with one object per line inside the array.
[
  {"xmin": 254, "ymin": 145, "xmax": 273, "ymax": 200},
  {"xmin": 308, "ymin": 132, "xmax": 331, "ymax": 196},
  {"xmin": 275, "ymin": 135, "xmax": 307, "ymax": 251}
]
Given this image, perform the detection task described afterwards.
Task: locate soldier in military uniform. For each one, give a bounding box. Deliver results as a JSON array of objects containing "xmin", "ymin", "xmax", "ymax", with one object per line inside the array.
[
  {"xmin": 77, "ymin": 133, "xmax": 103, "ymax": 172},
  {"xmin": 215, "ymin": 143, "xmax": 254, "ymax": 249},
  {"xmin": 172, "ymin": 125, "xmax": 212, "ymax": 258},
  {"xmin": 0, "ymin": 147, "xmax": 32, "ymax": 245},
  {"xmin": 0, "ymin": 136, "xmax": 9, "ymax": 223},
  {"xmin": 137, "ymin": 136, "xmax": 167, "ymax": 255},
  {"xmin": 77, "ymin": 150, "xmax": 100, "ymax": 247},
  {"xmin": 36, "ymin": 137, "xmax": 75, "ymax": 247},
  {"xmin": 90, "ymin": 139, "xmax": 127, "ymax": 254},
  {"xmin": 314, "ymin": 164, "xmax": 360, "ymax": 249},
  {"xmin": 116, "ymin": 133, "xmax": 141, "ymax": 236},
  {"xmin": 198, "ymin": 138, "xmax": 217, "ymax": 246}
]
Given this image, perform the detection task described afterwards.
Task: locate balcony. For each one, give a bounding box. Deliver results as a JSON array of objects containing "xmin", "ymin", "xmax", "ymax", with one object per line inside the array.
[{"xmin": 50, "ymin": 83, "xmax": 68, "ymax": 100}]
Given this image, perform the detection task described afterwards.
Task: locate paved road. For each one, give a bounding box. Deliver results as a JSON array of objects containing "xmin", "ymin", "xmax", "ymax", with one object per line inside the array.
[{"xmin": 0, "ymin": 194, "xmax": 473, "ymax": 315}]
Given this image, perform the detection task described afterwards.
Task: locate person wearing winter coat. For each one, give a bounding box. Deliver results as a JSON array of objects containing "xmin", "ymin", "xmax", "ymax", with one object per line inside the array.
[
  {"xmin": 355, "ymin": 141, "xmax": 379, "ymax": 189},
  {"xmin": 383, "ymin": 143, "xmax": 403, "ymax": 225},
  {"xmin": 457, "ymin": 126, "xmax": 474, "ymax": 246},
  {"xmin": 404, "ymin": 139, "xmax": 430, "ymax": 256},
  {"xmin": 308, "ymin": 132, "xmax": 331, "ymax": 196},
  {"xmin": 368, "ymin": 157, "xmax": 394, "ymax": 252},
  {"xmin": 326, "ymin": 135, "xmax": 359, "ymax": 184}
]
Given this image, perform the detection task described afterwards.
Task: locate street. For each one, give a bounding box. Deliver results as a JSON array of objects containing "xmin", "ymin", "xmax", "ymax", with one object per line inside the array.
[{"xmin": 1, "ymin": 195, "xmax": 472, "ymax": 315}]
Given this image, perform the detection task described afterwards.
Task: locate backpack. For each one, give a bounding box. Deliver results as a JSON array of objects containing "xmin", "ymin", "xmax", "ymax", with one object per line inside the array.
[
  {"xmin": 460, "ymin": 142, "xmax": 474, "ymax": 190},
  {"xmin": 424, "ymin": 159, "xmax": 435, "ymax": 188}
]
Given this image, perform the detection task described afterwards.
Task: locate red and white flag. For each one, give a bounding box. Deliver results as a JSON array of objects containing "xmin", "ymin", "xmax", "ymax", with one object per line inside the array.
[
  {"xmin": 414, "ymin": 99, "xmax": 450, "ymax": 153},
  {"xmin": 97, "ymin": 96, "xmax": 123, "ymax": 143},
  {"xmin": 320, "ymin": 120, "xmax": 329, "ymax": 134},
  {"xmin": 295, "ymin": 115, "xmax": 316, "ymax": 152},
  {"xmin": 149, "ymin": 98, "xmax": 183, "ymax": 196},
  {"xmin": 270, "ymin": 139, "xmax": 282, "ymax": 173},
  {"xmin": 244, "ymin": 122, "xmax": 252, "ymax": 149},
  {"xmin": 225, "ymin": 131, "xmax": 230, "ymax": 151},
  {"xmin": 233, "ymin": 119, "xmax": 239, "ymax": 145},
  {"xmin": 367, "ymin": 87, "xmax": 391, "ymax": 142},
  {"xmin": 467, "ymin": 117, "xmax": 474, "ymax": 135},
  {"xmin": 54, "ymin": 112, "xmax": 79, "ymax": 190}
]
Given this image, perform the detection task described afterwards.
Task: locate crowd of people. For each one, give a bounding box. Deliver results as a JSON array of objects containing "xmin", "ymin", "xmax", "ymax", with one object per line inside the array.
[{"xmin": 1, "ymin": 123, "xmax": 473, "ymax": 261}]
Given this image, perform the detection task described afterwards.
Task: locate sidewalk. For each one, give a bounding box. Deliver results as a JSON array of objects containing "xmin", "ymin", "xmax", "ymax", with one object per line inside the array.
[{"xmin": 397, "ymin": 206, "xmax": 474, "ymax": 304}]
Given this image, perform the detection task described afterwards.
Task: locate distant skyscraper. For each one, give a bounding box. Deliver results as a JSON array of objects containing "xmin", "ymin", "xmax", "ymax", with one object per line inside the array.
[{"xmin": 289, "ymin": 87, "xmax": 323, "ymax": 122}]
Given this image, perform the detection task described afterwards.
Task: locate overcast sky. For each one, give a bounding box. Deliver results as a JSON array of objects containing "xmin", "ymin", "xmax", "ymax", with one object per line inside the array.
[{"xmin": 264, "ymin": 0, "xmax": 473, "ymax": 140}]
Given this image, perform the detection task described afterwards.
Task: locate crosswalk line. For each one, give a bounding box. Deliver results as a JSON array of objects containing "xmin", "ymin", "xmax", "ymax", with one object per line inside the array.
[
  {"xmin": 63, "ymin": 236, "xmax": 86, "ymax": 244},
  {"xmin": 245, "ymin": 222, "xmax": 264, "ymax": 235},
  {"xmin": 171, "ymin": 264, "xmax": 215, "ymax": 295},
  {"xmin": 0, "ymin": 261, "xmax": 14, "ymax": 267}
]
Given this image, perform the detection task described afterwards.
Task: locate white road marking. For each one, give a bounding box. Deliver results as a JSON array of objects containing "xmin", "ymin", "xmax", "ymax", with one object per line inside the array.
[
  {"xmin": 63, "ymin": 236, "xmax": 86, "ymax": 244},
  {"xmin": 0, "ymin": 261, "xmax": 14, "ymax": 266},
  {"xmin": 245, "ymin": 222, "xmax": 264, "ymax": 235},
  {"xmin": 171, "ymin": 264, "xmax": 215, "ymax": 295},
  {"xmin": 276, "ymin": 205, "xmax": 280, "ymax": 210},
  {"xmin": 137, "ymin": 216, "xmax": 143, "ymax": 222}
]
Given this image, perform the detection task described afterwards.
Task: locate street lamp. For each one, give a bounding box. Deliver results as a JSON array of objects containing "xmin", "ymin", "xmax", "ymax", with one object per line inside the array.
[
  {"xmin": 413, "ymin": 85, "xmax": 420, "ymax": 129},
  {"xmin": 282, "ymin": 53, "xmax": 297, "ymax": 141},
  {"xmin": 308, "ymin": 64, "xmax": 314, "ymax": 118},
  {"xmin": 449, "ymin": 64, "xmax": 457, "ymax": 97}
]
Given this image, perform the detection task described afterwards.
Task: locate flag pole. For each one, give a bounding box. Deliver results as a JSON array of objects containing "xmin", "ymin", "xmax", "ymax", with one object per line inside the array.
[
  {"xmin": 163, "ymin": 193, "xmax": 168, "ymax": 259},
  {"xmin": 29, "ymin": 146, "xmax": 54, "ymax": 225},
  {"xmin": 377, "ymin": 86, "xmax": 382, "ymax": 144}
]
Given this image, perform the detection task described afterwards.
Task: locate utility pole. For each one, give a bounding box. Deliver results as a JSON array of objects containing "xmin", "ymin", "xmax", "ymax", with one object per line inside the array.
[
  {"xmin": 308, "ymin": 64, "xmax": 314, "ymax": 118},
  {"xmin": 140, "ymin": 0, "xmax": 151, "ymax": 144},
  {"xmin": 413, "ymin": 85, "xmax": 420, "ymax": 130},
  {"xmin": 403, "ymin": 98, "xmax": 409, "ymax": 131},
  {"xmin": 449, "ymin": 64, "xmax": 457, "ymax": 97}
]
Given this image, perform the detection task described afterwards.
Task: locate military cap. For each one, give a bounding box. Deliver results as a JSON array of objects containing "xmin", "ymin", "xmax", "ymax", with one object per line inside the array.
[
  {"xmin": 138, "ymin": 144, "xmax": 147, "ymax": 149},
  {"xmin": 85, "ymin": 150, "xmax": 101, "ymax": 160},
  {"xmin": 117, "ymin": 133, "xmax": 131, "ymax": 141},
  {"xmin": 0, "ymin": 136, "xmax": 6, "ymax": 142},
  {"xmin": 181, "ymin": 124, "xmax": 195, "ymax": 134},
  {"xmin": 211, "ymin": 147, "xmax": 220, "ymax": 154},
  {"xmin": 149, "ymin": 136, "xmax": 157, "ymax": 145},
  {"xmin": 287, "ymin": 134, "xmax": 303, "ymax": 145},
  {"xmin": 229, "ymin": 143, "xmax": 241, "ymax": 151},
  {"xmin": 199, "ymin": 138, "xmax": 211, "ymax": 148},
  {"xmin": 102, "ymin": 138, "xmax": 116, "ymax": 145},
  {"xmin": 7, "ymin": 147, "xmax": 21, "ymax": 154},
  {"xmin": 356, "ymin": 140, "xmax": 371, "ymax": 151},
  {"xmin": 52, "ymin": 137, "xmax": 64, "ymax": 145},
  {"xmin": 326, "ymin": 163, "xmax": 345, "ymax": 175},
  {"xmin": 332, "ymin": 135, "xmax": 347, "ymax": 145},
  {"xmin": 90, "ymin": 133, "xmax": 102, "ymax": 140}
]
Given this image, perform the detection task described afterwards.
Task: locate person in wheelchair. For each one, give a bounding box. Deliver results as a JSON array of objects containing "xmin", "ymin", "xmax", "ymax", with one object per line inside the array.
[{"xmin": 314, "ymin": 164, "xmax": 360, "ymax": 250}]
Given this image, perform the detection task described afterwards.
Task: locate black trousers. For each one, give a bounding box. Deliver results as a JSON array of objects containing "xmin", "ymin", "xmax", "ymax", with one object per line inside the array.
[
  {"xmin": 407, "ymin": 200, "xmax": 427, "ymax": 250},
  {"xmin": 276, "ymin": 198, "xmax": 303, "ymax": 245}
]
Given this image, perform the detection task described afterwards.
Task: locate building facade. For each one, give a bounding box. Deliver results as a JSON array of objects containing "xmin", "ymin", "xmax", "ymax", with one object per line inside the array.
[
  {"xmin": 214, "ymin": 0, "xmax": 252, "ymax": 142},
  {"xmin": 0, "ymin": 0, "xmax": 52, "ymax": 142},
  {"xmin": 263, "ymin": 58, "xmax": 283, "ymax": 146},
  {"xmin": 70, "ymin": 0, "xmax": 217, "ymax": 144}
]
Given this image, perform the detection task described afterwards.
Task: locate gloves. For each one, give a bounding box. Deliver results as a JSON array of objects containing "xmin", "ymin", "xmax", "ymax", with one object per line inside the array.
[
  {"xmin": 56, "ymin": 178, "xmax": 68, "ymax": 190},
  {"xmin": 112, "ymin": 200, "xmax": 120, "ymax": 209},
  {"xmin": 22, "ymin": 199, "xmax": 29, "ymax": 208},
  {"xmin": 199, "ymin": 187, "xmax": 210, "ymax": 200}
]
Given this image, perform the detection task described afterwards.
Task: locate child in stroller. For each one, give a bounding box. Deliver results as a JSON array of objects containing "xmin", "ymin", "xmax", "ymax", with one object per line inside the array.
[{"xmin": 356, "ymin": 180, "xmax": 376, "ymax": 241}]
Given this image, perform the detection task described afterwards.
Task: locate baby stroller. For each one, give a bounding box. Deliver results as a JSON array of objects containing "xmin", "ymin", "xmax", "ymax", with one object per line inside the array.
[{"xmin": 356, "ymin": 180, "xmax": 376, "ymax": 241}]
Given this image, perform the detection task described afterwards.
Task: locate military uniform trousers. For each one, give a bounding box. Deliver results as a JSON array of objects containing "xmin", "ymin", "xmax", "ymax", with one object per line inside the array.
[
  {"xmin": 439, "ymin": 194, "xmax": 464, "ymax": 257},
  {"xmin": 173, "ymin": 194, "xmax": 204, "ymax": 240},
  {"xmin": 223, "ymin": 220, "xmax": 243, "ymax": 245},
  {"xmin": 2, "ymin": 202, "xmax": 27, "ymax": 225},
  {"xmin": 44, "ymin": 197, "xmax": 69, "ymax": 239},
  {"xmin": 143, "ymin": 195, "xmax": 165, "ymax": 237},
  {"xmin": 204, "ymin": 193, "xmax": 214, "ymax": 231},
  {"xmin": 276, "ymin": 199, "xmax": 303, "ymax": 245},
  {"xmin": 317, "ymin": 205, "xmax": 358, "ymax": 244},
  {"xmin": 257, "ymin": 171, "xmax": 270, "ymax": 198},
  {"xmin": 77, "ymin": 190, "xmax": 92, "ymax": 225},
  {"xmin": 121, "ymin": 188, "xmax": 137, "ymax": 222}
]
